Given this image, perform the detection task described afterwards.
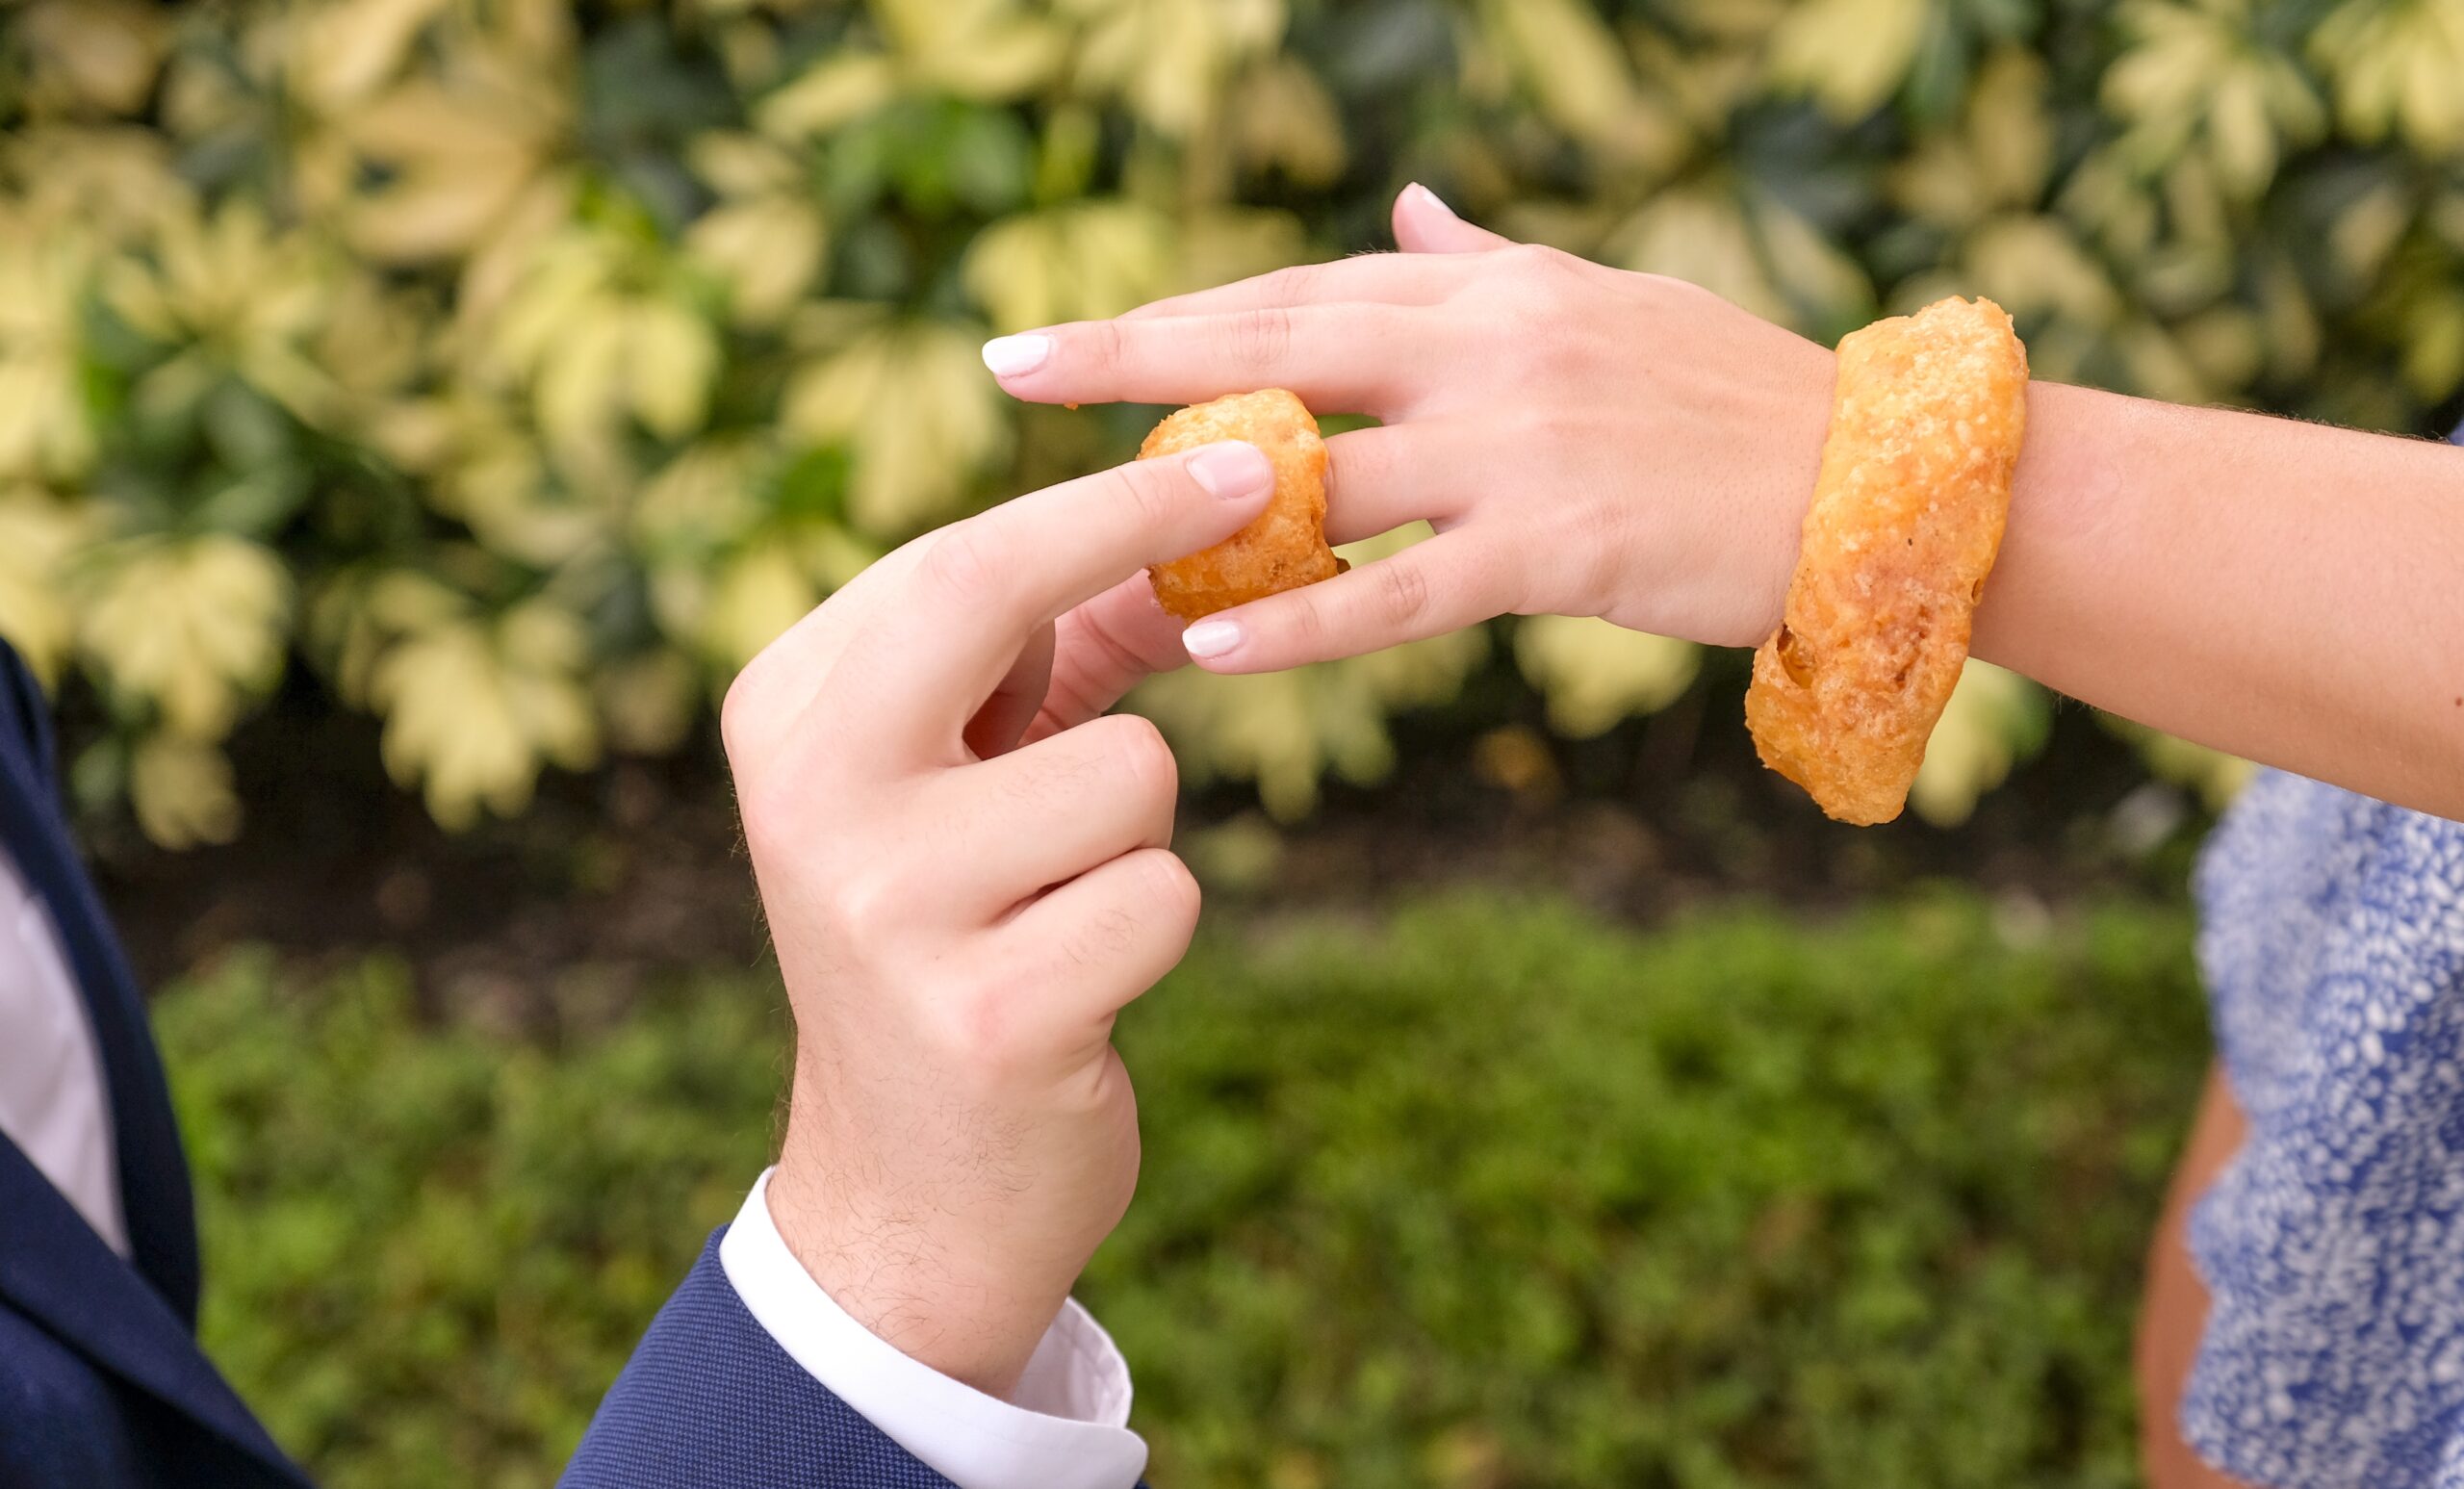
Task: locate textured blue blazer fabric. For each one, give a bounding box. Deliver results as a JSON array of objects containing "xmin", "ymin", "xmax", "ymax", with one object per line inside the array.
[
  {"xmin": 560, "ymin": 1233, "xmax": 962, "ymax": 1489},
  {"xmin": 0, "ymin": 638, "xmax": 953, "ymax": 1487}
]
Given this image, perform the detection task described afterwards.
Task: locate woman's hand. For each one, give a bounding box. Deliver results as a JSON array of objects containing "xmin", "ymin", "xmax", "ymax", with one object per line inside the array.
[
  {"xmin": 724, "ymin": 439, "xmax": 1275, "ymax": 1399},
  {"xmin": 986, "ymin": 185, "xmax": 2464, "ymax": 821},
  {"xmin": 977, "ymin": 184, "xmax": 1835, "ymax": 670}
]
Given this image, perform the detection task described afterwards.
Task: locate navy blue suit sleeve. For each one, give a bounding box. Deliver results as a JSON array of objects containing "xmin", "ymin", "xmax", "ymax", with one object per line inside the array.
[
  {"xmin": 0, "ymin": 641, "xmax": 54, "ymax": 788},
  {"xmin": 561, "ymin": 1228, "xmax": 961, "ymax": 1489}
]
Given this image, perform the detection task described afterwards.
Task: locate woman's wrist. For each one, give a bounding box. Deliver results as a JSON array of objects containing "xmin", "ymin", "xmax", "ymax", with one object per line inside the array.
[
  {"xmin": 1733, "ymin": 339, "xmax": 1835, "ymax": 647},
  {"xmin": 1966, "ymin": 380, "xmax": 2159, "ymax": 705},
  {"xmin": 1608, "ymin": 307, "xmax": 1830, "ymax": 653}
]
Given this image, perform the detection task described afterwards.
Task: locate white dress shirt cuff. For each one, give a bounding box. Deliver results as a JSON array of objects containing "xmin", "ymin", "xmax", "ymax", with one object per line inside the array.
[{"xmin": 718, "ymin": 1168, "xmax": 1146, "ymax": 1489}]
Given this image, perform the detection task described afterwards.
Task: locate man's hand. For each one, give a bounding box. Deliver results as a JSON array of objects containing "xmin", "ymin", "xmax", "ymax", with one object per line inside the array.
[{"xmin": 724, "ymin": 439, "xmax": 1276, "ymax": 1399}]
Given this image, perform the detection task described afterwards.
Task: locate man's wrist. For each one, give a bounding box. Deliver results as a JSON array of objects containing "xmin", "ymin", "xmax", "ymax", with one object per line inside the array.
[
  {"xmin": 767, "ymin": 1132, "xmax": 1059, "ymax": 1400},
  {"xmin": 725, "ymin": 1170, "xmax": 1149, "ymax": 1489}
]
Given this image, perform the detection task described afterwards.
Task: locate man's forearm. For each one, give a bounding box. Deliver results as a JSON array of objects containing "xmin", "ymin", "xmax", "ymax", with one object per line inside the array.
[{"xmin": 1974, "ymin": 382, "xmax": 2464, "ymax": 819}]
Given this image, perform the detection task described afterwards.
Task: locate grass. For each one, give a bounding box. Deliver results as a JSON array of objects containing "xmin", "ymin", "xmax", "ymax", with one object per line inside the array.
[{"xmin": 159, "ymin": 887, "xmax": 2211, "ymax": 1489}]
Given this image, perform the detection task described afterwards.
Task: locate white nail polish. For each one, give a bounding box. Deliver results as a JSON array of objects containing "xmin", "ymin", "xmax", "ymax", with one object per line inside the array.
[
  {"xmin": 981, "ymin": 333, "xmax": 1052, "ymax": 377},
  {"xmin": 1182, "ymin": 620, "xmax": 1245, "ymax": 659}
]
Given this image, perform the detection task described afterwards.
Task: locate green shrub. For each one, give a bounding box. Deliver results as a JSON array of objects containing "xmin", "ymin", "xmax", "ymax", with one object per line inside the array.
[
  {"xmin": 164, "ymin": 887, "xmax": 2209, "ymax": 1487},
  {"xmin": 6, "ymin": 0, "xmax": 2434, "ymax": 841}
]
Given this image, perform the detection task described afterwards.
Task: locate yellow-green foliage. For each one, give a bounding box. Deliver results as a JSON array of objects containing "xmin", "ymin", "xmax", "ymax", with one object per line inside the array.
[
  {"xmin": 165, "ymin": 891, "xmax": 2210, "ymax": 1487},
  {"xmin": 2, "ymin": 0, "xmax": 2456, "ymax": 841}
]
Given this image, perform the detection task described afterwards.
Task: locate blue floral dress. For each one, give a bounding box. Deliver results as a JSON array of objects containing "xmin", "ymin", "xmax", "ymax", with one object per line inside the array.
[{"xmin": 2184, "ymin": 769, "xmax": 2464, "ymax": 1485}]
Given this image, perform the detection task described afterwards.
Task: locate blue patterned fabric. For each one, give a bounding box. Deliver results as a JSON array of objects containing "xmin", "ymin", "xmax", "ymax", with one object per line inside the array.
[
  {"xmin": 563, "ymin": 1232, "xmax": 963, "ymax": 1489},
  {"xmin": 2185, "ymin": 769, "xmax": 2464, "ymax": 1486}
]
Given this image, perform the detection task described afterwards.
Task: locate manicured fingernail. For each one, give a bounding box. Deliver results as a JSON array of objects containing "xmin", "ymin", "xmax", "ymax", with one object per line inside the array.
[
  {"xmin": 1182, "ymin": 620, "xmax": 1245, "ymax": 659},
  {"xmin": 1187, "ymin": 441, "xmax": 1273, "ymax": 501},
  {"xmin": 981, "ymin": 333, "xmax": 1052, "ymax": 377},
  {"xmin": 1404, "ymin": 181, "xmax": 1458, "ymax": 219}
]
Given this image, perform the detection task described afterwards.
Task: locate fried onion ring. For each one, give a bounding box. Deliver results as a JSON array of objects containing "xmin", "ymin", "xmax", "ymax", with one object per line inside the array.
[{"xmin": 1746, "ymin": 296, "xmax": 2030, "ymax": 825}]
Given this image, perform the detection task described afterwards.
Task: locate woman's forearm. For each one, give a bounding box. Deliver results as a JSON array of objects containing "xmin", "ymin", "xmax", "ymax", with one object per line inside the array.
[{"xmin": 1974, "ymin": 383, "xmax": 2464, "ymax": 819}]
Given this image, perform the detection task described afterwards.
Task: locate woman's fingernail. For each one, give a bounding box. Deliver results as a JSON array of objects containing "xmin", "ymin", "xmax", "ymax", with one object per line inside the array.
[
  {"xmin": 1182, "ymin": 620, "xmax": 1245, "ymax": 659},
  {"xmin": 1405, "ymin": 182, "xmax": 1458, "ymax": 219},
  {"xmin": 981, "ymin": 333, "xmax": 1052, "ymax": 377},
  {"xmin": 1187, "ymin": 441, "xmax": 1273, "ymax": 501}
]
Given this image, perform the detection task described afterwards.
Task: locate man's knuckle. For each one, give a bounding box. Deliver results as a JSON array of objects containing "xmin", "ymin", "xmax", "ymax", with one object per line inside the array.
[
  {"xmin": 735, "ymin": 779, "xmax": 797, "ymax": 866},
  {"xmin": 928, "ymin": 984, "xmax": 1017, "ymax": 1077},
  {"xmin": 920, "ymin": 526, "xmax": 998, "ymax": 603},
  {"xmin": 1120, "ymin": 853, "xmax": 1202, "ymax": 955},
  {"xmin": 1068, "ymin": 903, "xmax": 1143, "ymax": 969},
  {"xmin": 719, "ymin": 667, "xmax": 765, "ymax": 765},
  {"xmin": 1142, "ymin": 851, "xmax": 1201, "ymax": 922},
  {"xmin": 1070, "ymin": 604, "xmax": 1155, "ymax": 692},
  {"xmin": 998, "ymin": 746, "xmax": 1078, "ymax": 807},
  {"xmin": 1105, "ymin": 714, "xmax": 1179, "ymax": 800},
  {"xmin": 828, "ymin": 861, "xmax": 907, "ymax": 941}
]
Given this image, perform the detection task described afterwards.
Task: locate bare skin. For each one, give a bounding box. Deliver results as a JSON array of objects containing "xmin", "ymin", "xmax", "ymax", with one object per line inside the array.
[
  {"xmin": 963, "ymin": 184, "xmax": 2463, "ymax": 1474},
  {"xmin": 2138, "ymin": 1067, "xmax": 2256, "ymax": 1489},
  {"xmin": 980, "ymin": 185, "xmax": 2464, "ymax": 822},
  {"xmin": 742, "ymin": 184, "xmax": 2459, "ymax": 1439},
  {"xmin": 727, "ymin": 437, "xmax": 1279, "ymax": 1398}
]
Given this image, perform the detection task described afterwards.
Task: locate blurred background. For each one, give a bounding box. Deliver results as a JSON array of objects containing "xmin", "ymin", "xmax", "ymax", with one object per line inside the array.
[{"xmin": 3, "ymin": 0, "xmax": 2456, "ymax": 1483}]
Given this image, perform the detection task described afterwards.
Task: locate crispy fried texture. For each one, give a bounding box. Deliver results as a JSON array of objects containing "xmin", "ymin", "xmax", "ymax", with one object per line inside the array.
[
  {"xmin": 1141, "ymin": 389, "xmax": 1342, "ymax": 622},
  {"xmin": 1746, "ymin": 295, "xmax": 2029, "ymax": 825}
]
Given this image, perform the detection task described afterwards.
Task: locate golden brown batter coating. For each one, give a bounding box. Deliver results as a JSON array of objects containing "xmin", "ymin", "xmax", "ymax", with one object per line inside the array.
[
  {"xmin": 1746, "ymin": 295, "xmax": 2029, "ymax": 825},
  {"xmin": 1140, "ymin": 389, "xmax": 1342, "ymax": 622}
]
